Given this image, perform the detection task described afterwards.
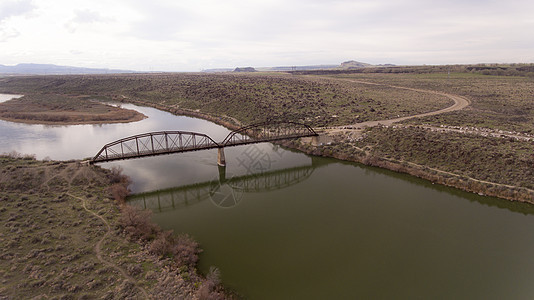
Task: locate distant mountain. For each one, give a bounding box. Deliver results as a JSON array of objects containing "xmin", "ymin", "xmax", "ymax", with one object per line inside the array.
[
  {"xmin": 340, "ymin": 60, "xmax": 372, "ymax": 69},
  {"xmin": 0, "ymin": 63, "xmax": 135, "ymax": 75},
  {"xmin": 257, "ymin": 65, "xmax": 339, "ymax": 72},
  {"xmin": 202, "ymin": 61, "xmax": 396, "ymax": 73},
  {"xmin": 233, "ymin": 67, "xmax": 257, "ymax": 72}
]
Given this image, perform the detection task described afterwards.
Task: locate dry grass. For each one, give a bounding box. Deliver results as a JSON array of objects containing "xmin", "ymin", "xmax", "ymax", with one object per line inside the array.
[
  {"xmin": 0, "ymin": 73, "xmax": 450, "ymax": 127},
  {"xmin": 0, "ymin": 156, "xmax": 231, "ymax": 299},
  {"xmin": 0, "ymin": 94, "xmax": 145, "ymax": 125},
  {"xmin": 329, "ymin": 72, "xmax": 534, "ymax": 133}
]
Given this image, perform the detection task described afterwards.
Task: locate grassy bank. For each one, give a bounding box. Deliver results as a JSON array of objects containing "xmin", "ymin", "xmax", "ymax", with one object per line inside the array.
[
  {"xmin": 0, "ymin": 155, "xmax": 228, "ymax": 299},
  {"xmin": 0, "ymin": 94, "xmax": 145, "ymax": 125},
  {"xmin": 286, "ymin": 126, "xmax": 534, "ymax": 202}
]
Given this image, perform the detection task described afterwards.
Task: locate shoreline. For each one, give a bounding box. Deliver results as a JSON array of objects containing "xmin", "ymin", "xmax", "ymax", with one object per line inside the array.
[
  {"xmin": 121, "ymin": 98, "xmax": 534, "ymax": 204},
  {"xmin": 0, "ymin": 93, "xmax": 147, "ymax": 125},
  {"xmin": 0, "ymin": 113, "xmax": 147, "ymax": 125},
  {"xmin": 1, "ymin": 92, "xmax": 530, "ymax": 203},
  {"xmin": 284, "ymin": 139, "xmax": 534, "ymax": 203}
]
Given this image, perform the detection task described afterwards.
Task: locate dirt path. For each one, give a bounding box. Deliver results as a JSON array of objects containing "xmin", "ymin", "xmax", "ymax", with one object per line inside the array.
[
  {"xmin": 324, "ymin": 77, "xmax": 470, "ymax": 130},
  {"xmin": 67, "ymin": 192, "xmax": 149, "ymax": 299}
]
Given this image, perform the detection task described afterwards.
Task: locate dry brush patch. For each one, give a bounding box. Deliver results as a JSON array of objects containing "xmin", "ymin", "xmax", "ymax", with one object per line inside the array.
[
  {"xmin": 353, "ymin": 126, "xmax": 534, "ymax": 189},
  {"xmin": 0, "ymin": 94, "xmax": 145, "ymax": 125},
  {"xmin": 0, "ymin": 156, "xmax": 231, "ymax": 299},
  {"xmin": 0, "ymin": 73, "xmax": 450, "ymax": 127},
  {"xmin": 329, "ymin": 72, "xmax": 534, "ymax": 133}
]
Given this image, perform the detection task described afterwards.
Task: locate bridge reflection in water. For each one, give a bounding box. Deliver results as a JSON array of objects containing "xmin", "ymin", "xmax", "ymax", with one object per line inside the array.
[{"xmin": 128, "ymin": 157, "xmax": 329, "ymax": 210}]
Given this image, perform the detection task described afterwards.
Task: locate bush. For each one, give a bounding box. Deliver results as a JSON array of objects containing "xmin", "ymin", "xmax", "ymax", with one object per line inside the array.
[
  {"xmin": 108, "ymin": 166, "xmax": 130, "ymax": 185},
  {"xmin": 107, "ymin": 184, "xmax": 129, "ymax": 203},
  {"xmin": 148, "ymin": 230, "xmax": 174, "ymax": 257},
  {"xmin": 119, "ymin": 205, "xmax": 158, "ymax": 241},
  {"xmin": 106, "ymin": 166, "xmax": 131, "ymax": 203},
  {"xmin": 197, "ymin": 267, "xmax": 224, "ymax": 300},
  {"xmin": 172, "ymin": 234, "xmax": 202, "ymax": 268}
]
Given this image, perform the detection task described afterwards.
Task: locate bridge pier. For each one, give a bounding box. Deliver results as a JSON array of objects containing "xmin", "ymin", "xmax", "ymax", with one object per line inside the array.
[
  {"xmin": 217, "ymin": 147, "xmax": 226, "ymax": 167},
  {"xmin": 218, "ymin": 164, "xmax": 227, "ymax": 183}
]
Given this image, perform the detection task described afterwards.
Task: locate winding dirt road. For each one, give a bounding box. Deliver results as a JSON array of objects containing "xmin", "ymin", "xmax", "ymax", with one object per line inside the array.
[{"xmin": 331, "ymin": 78, "xmax": 471, "ymax": 129}]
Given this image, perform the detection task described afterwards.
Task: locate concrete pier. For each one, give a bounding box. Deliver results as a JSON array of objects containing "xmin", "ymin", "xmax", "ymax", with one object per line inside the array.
[{"xmin": 217, "ymin": 147, "xmax": 226, "ymax": 167}]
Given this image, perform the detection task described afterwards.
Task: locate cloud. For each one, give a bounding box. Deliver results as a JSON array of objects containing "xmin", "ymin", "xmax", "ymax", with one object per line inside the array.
[
  {"xmin": 65, "ymin": 9, "xmax": 113, "ymax": 33},
  {"xmin": 1, "ymin": 0, "xmax": 533, "ymax": 70},
  {"xmin": 120, "ymin": 0, "xmax": 193, "ymax": 40},
  {"xmin": 0, "ymin": 0, "xmax": 35, "ymax": 42},
  {"xmin": 0, "ymin": 25, "xmax": 20, "ymax": 42},
  {"xmin": 71, "ymin": 9, "xmax": 111, "ymax": 24},
  {"xmin": 0, "ymin": 0, "xmax": 35, "ymax": 21}
]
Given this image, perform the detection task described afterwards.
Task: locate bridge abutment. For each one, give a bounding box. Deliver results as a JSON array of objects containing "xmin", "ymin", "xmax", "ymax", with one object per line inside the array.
[
  {"xmin": 311, "ymin": 135, "xmax": 321, "ymax": 146},
  {"xmin": 217, "ymin": 147, "xmax": 226, "ymax": 167}
]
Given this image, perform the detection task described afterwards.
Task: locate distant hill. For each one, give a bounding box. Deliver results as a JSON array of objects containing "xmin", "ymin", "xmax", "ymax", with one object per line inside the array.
[
  {"xmin": 256, "ymin": 65, "xmax": 337, "ymax": 72},
  {"xmin": 203, "ymin": 61, "xmax": 395, "ymax": 73},
  {"xmin": 0, "ymin": 63, "xmax": 135, "ymax": 75},
  {"xmin": 233, "ymin": 67, "xmax": 257, "ymax": 72},
  {"xmin": 340, "ymin": 60, "xmax": 372, "ymax": 69}
]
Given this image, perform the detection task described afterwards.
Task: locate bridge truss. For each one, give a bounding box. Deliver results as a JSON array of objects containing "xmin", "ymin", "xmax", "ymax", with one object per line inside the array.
[
  {"xmin": 92, "ymin": 131, "xmax": 219, "ymax": 163},
  {"xmin": 91, "ymin": 121, "xmax": 317, "ymax": 164}
]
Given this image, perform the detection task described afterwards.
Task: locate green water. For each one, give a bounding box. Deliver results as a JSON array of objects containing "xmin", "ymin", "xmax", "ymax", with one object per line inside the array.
[{"xmin": 129, "ymin": 155, "xmax": 534, "ymax": 299}]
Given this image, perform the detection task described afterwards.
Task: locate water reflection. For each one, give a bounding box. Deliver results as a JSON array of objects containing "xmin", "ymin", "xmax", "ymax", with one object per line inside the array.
[
  {"xmin": 128, "ymin": 161, "xmax": 324, "ymax": 211},
  {"xmin": 353, "ymin": 160, "xmax": 534, "ymax": 216},
  {"xmin": 0, "ymin": 102, "xmax": 231, "ymax": 160}
]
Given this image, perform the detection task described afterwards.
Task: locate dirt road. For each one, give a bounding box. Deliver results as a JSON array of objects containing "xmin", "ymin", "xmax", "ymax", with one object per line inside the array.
[{"xmin": 332, "ymin": 78, "xmax": 470, "ymax": 129}]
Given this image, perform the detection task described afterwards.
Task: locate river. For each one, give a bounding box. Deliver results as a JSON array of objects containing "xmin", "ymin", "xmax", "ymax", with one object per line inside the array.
[{"xmin": 1, "ymin": 94, "xmax": 534, "ymax": 299}]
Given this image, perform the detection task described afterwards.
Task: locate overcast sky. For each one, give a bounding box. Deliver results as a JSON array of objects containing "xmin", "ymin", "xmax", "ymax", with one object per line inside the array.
[{"xmin": 1, "ymin": 0, "xmax": 533, "ymax": 71}]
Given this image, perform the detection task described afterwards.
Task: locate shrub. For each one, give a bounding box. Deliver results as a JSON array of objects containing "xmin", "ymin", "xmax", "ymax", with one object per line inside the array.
[
  {"xmin": 148, "ymin": 230, "xmax": 174, "ymax": 257},
  {"xmin": 119, "ymin": 205, "xmax": 158, "ymax": 241},
  {"xmin": 107, "ymin": 183, "xmax": 129, "ymax": 204},
  {"xmin": 172, "ymin": 234, "xmax": 202, "ymax": 268},
  {"xmin": 106, "ymin": 166, "xmax": 131, "ymax": 203},
  {"xmin": 197, "ymin": 267, "xmax": 224, "ymax": 300},
  {"xmin": 108, "ymin": 166, "xmax": 130, "ymax": 185}
]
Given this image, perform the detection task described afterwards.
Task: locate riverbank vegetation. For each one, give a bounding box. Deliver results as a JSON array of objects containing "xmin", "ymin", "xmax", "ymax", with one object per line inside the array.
[
  {"xmin": 0, "ymin": 67, "xmax": 532, "ymax": 201},
  {"xmin": 0, "ymin": 73, "xmax": 451, "ymax": 127},
  {"xmin": 0, "ymin": 155, "xmax": 228, "ymax": 299},
  {"xmin": 0, "ymin": 94, "xmax": 145, "ymax": 125},
  {"xmin": 291, "ymin": 126, "xmax": 534, "ymax": 202}
]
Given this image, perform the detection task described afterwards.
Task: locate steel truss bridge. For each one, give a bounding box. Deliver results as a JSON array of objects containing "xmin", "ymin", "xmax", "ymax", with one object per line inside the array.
[{"xmin": 91, "ymin": 121, "xmax": 318, "ymax": 165}]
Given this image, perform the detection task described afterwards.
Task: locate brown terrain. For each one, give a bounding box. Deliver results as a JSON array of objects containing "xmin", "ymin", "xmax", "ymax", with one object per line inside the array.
[
  {"xmin": 0, "ymin": 155, "xmax": 228, "ymax": 299},
  {"xmin": 0, "ymin": 94, "xmax": 145, "ymax": 125}
]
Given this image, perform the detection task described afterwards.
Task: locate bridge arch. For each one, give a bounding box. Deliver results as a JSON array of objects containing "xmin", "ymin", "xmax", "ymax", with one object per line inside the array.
[
  {"xmin": 92, "ymin": 131, "xmax": 219, "ymax": 163},
  {"xmin": 222, "ymin": 121, "xmax": 317, "ymax": 146}
]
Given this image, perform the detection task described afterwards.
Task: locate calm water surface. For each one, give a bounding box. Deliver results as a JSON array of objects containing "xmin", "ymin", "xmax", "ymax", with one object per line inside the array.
[{"xmin": 2, "ymin": 94, "xmax": 534, "ymax": 299}]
